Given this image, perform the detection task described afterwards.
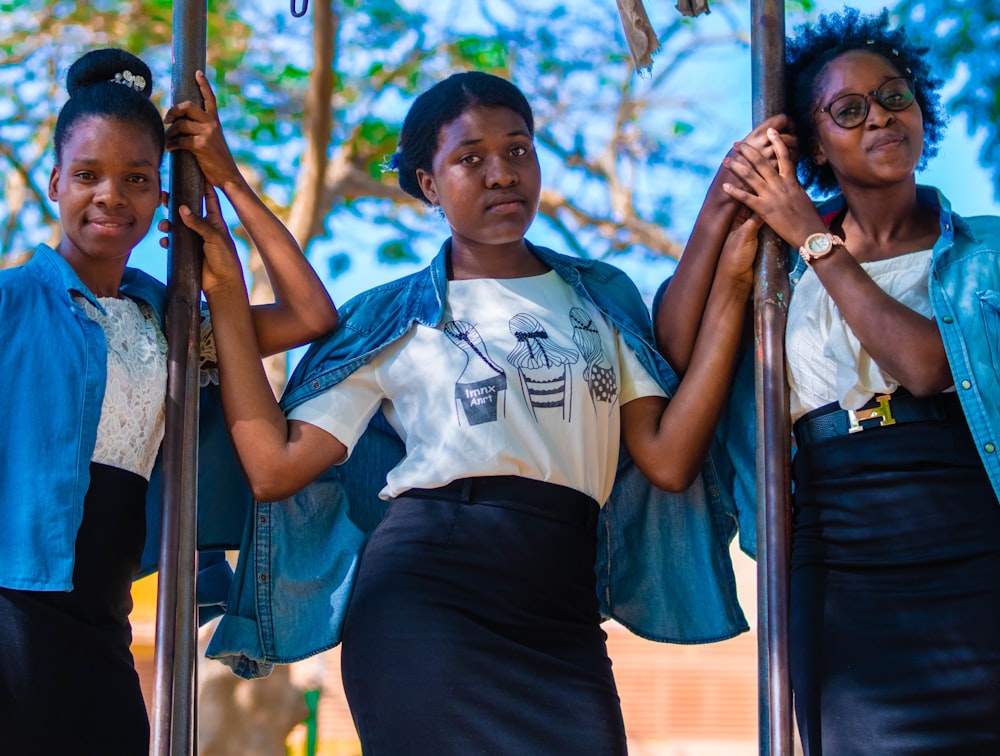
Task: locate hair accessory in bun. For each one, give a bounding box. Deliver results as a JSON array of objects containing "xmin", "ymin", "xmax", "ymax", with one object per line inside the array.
[{"xmin": 112, "ymin": 70, "xmax": 147, "ymax": 92}]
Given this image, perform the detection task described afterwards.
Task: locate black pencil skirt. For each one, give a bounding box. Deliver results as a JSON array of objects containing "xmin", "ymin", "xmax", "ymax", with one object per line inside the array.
[
  {"xmin": 791, "ymin": 398, "xmax": 1000, "ymax": 756},
  {"xmin": 0, "ymin": 463, "xmax": 149, "ymax": 756},
  {"xmin": 340, "ymin": 475, "xmax": 627, "ymax": 755}
]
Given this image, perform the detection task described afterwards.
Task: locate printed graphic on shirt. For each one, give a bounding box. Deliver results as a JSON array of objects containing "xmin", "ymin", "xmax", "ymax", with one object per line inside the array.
[
  {"xmin": 569, "ymin": 306, "xmax": 619, "ymax": 414},
  {"xmin": 506, "ymin": 312, "xmax": 580, "ymax": 421},
  {"xmin": 443, "ymin": 320, "xmax": 508, "ymax": 426}
]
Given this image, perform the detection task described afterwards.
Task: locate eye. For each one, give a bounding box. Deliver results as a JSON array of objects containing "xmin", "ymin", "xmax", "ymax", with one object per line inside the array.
[
  {"xmin": 73, "ymin": 170, "xmax": 97, "ymax": 181},
  {"xmin": 509, "ymin": 145, "xmax": 528, "ymax": 157},
  {"xmin": 127, "ymin": 174, "xmax": 151, "ymax": 184},
  {"xmin": 831, "ymin": 96, "xmax": 864, "ymax": 121},
  {"xmin": 461, "ymin": 154, "xmax": 482, "ymax": 166}
]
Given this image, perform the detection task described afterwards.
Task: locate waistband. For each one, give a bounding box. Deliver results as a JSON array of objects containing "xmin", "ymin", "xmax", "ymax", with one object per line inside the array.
[
  {"xmin": 794, "ymin": 390, "xmax": 965, "ymax": 448},
  {"xmin": 399, "ymin": 476, "xmax": 598, "ymax": 530}
]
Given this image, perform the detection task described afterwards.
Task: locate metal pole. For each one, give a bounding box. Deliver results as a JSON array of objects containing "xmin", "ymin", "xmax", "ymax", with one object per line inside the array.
[
  {"xmin": 151, "ymin": 1, "xmax": 206, "ymax": 754},
  {"xmin": 750, "ymin": 1, "xmax": 793, "ymax": 755}
]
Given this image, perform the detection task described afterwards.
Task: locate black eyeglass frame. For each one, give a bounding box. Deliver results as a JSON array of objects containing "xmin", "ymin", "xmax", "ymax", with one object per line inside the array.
[{"xmin": 817, "ymin": 77, "xmax": 917, "ymax": 129}]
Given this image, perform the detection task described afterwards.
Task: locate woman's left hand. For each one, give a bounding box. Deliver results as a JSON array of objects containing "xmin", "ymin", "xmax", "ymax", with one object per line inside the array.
[
  {"xmin": 721, "ymin": 127, "xmax": 825, "ymax": 247},
  {"xmin": 175, "ymin": 184, "xmax": 245, "ymax": 294},
  {"xmin": 164, "ymin": 71, "xmax": 241, "ymax": 190},
  {"xmin": 717, "ymin": 209, "xmax": 764, "ymax": 291}
]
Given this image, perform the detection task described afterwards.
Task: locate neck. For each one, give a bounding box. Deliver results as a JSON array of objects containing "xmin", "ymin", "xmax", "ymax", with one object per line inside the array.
[
  {"xmin": 836, "ymin": 181, "xmax": 939, "ymax": 260},
  {"xmin": 447, "ymin": 238, "xmax": 549, "ymax": 280},
  {"xmin": 57, "ymin": 245, "xmax": 127, "ymax": 298}
]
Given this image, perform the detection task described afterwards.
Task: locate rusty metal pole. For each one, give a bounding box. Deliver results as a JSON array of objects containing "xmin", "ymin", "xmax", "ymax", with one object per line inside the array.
[
  {"xmin": 750, "ymin": 1, "xmax": 793, "ymax": 754},
  {"xmin": 151, "ymin": 1, "xmax": 206, "ymax": 754}
]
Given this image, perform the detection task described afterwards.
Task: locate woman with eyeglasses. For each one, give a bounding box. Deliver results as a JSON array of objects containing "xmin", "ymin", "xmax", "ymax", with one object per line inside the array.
[{"xmin": 657, "ymin": 7, "xmax": 1000, "ymax": 755}]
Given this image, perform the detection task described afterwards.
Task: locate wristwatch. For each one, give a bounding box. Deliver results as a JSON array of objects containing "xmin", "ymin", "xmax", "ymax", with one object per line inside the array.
[{"xmin": 799, "ymin": 232, "xmax": 844, "ymax": 264}]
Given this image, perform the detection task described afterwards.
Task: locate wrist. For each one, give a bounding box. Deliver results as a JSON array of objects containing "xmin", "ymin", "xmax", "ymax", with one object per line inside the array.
[{"xmin": 798, "ymin": 232, "xmax": 844, "ymax": 265}]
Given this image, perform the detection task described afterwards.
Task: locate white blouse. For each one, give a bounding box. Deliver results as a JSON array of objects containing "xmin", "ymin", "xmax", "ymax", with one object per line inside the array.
[
  {"xmin": 76, "ymin": 296, "xmax": 217, "ymax": 480},
  {"xmin": 785, "ymin": 248, "xmax": 938, "ymax": 422}
]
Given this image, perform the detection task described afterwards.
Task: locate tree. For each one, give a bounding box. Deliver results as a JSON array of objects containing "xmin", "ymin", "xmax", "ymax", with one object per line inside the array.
[
  {"xmin": 1, "ymin": 0, "xmax": 757, "ymax": 273},
  {"xmin": 893, "ymin": 0, "xmax": 1000, "ymax": 199}
]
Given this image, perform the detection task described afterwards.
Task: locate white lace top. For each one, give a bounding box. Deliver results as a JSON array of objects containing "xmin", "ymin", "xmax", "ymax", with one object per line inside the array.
[
  {"xmin": 75, "ymin": 295, "xmax": 217, "ymax": 480},
  {"xmin": 785, "ymin": 249, "xmax": 941, "ymax": 422}
]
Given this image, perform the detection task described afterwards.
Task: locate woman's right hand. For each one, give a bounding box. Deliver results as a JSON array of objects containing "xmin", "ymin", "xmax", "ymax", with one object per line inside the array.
[
  {"xmin": 717, "ymin": 114, "xmax": 797, "ymax": 195},
  {"xmin": 721, "ymin": 127, "xmax": 824, "ymax": 248},
  {"xmin": 164, "ymin": 71, "xmax": 242, "ymax": 190}
]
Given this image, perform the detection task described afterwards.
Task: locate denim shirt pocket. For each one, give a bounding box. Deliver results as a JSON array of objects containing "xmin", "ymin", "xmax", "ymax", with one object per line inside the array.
[{"xmin": 978, "ymin": 290, "xmax": 1000, "ymax": 383}]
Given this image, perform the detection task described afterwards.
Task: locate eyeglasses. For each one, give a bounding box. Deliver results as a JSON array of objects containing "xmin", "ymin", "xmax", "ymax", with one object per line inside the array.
[{"xmin": 817, "ymin": 77, "xmax": 916, "ymax": 129}]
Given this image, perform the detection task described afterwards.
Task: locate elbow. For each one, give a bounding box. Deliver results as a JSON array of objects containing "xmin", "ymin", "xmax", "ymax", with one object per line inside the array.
[
  {"xmin": 901, "ymin": 365, "xmax": 956, "ymax": 399},
  {"xmin": 645, "ymin": 464, "xmax": 701, "ymax": 494},
  {"xmin": 304, "ymin": 307, "xmax": 339, "ymax": 343},
  {"xmin": 246, "ymin": 468, "xmax": 296, "ymax": 504}
]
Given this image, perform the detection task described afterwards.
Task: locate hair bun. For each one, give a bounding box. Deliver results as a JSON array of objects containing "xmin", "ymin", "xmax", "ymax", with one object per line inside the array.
[{"xmin": 66, "ymin": 48, "xmax": 153, "ymax": 98}]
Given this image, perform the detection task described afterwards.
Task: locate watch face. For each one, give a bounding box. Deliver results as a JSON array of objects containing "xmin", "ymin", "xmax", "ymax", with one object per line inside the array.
[{"xmin": 808, "ymin": 235, "xmax": 832, "ymax": 254}]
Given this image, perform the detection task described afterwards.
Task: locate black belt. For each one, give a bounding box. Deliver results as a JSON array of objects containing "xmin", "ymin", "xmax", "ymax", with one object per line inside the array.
[
  {"xmin": 794, "ymin": 390, "xmax": 965, "ymax": 448},
  {"xmin": 400, "ymin": 476, "xmax": 598, "ymax": 529}
]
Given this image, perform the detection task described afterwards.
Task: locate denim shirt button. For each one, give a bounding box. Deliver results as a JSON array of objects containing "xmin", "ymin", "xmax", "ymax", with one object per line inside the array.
[
  {"xmin": 986, "ymin": 443, "xmax": 996, "ymax": 454},
  {"xmin": 942, "ymin": 315, "xmax": 954, "ymax": 324},
  {"xmin": 961, "ymin": 379, "xmax": 972, "ymax": 390},
  {"xmin": 258, "ymin": 515, "xmax": 267, "ymax": 525},
  {"xmin": 311, "ymin": 380, "xmax": 321, "ymax": 389},
  {"xmin": 258, "ymin": 572, "xmax": 268, "ymax": 582}
]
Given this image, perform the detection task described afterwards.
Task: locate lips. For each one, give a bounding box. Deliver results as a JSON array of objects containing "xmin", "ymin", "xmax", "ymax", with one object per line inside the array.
[
  {"xmin": 486, "ymin": 194, "xmax": 525, "ymax": 213},
  {"xmin": 867, "ymin": 132, "xmax": 906, "ymax": 151},
  {"xmin": 86, "ymin": 216, "xmax": 133, "ymax": 230}
]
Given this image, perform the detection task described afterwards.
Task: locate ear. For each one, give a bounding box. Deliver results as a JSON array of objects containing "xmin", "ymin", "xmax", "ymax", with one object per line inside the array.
[
  {"xmin": 416, "ymin": 168, "xmax": 439, "ymax": 206},
  {"xmin": 812, "ymin": 138, "xmax": 828, "ymax": 166},
  {"xmin": 48, "ymin": 166, "xmax": 61, "ymax": 202}
]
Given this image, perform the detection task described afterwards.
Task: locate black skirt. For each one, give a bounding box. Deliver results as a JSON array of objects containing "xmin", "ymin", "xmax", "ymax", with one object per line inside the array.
[
  {"xmin": 340, "ymin": 475, "xmax": 627, "ymax": 755},
  {"xmin": 791, "ymin": 395, "xmax": 1000, "ymax": 756},
  {"xmin": 0, "ymin": 463, "xmax": 149, "ymax": 756}
]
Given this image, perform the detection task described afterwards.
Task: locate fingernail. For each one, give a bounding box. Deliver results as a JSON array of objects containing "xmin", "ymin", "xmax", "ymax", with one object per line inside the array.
[
  {"xmin": 723, "ymin": 157, "xmax": 730, "ymax": 166},
  {"xmin": 767, "ymin": 128, "xmax": 777, "ymax": 136}
]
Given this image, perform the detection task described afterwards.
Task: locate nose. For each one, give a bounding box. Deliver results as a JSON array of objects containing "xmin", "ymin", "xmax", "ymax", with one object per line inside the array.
[
  {"xmin": 94, "ymin": 177, "xmax": 126, "ymax": 207},
  {"xmin": 865, "ymin": 96, "xmax": 895, "ymax": 128},
  {"xmin": 485, "ymin": 154, "xmax": 518, "ymax": 188}
]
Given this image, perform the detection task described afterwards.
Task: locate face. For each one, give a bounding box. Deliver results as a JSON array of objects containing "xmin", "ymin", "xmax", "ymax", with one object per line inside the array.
[
  {"xmin": 811, "ymin": 50, "xmax": 924, "ymax": 189},
  {"xmin": 416, "ymin": 105, "xmax": 540, "ymax": 255},
  {"xmin": 48, "ymin": 116, "xmax": 164, "ymax": 274}
]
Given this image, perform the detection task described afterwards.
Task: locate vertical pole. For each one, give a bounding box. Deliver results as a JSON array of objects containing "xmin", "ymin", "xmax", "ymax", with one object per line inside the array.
[
  {"xmin": 151, "ymin": 1, "xmax": 206, "ymax": 754},
  {"xmin": 750, "ymin": 1, "xmax": 793, "ymax": 755}
]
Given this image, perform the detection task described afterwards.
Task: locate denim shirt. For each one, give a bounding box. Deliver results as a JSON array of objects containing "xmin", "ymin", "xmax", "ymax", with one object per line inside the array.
[
  {"xmin": 0, "ymin": 244, "xmax": 249, "ymax": 614},
  {"xmin": 710, "ymin": 186, "xmax": 1000, "ymax": 540},
  {"xmin": 207, "ymin": 239, "xmax": 751, "ymax": 679}
]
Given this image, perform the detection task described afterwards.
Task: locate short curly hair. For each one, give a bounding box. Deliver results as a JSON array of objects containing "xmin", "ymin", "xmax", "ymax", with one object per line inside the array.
[{"xmin": 785, "ymin": 6, "xmax": 946, "ymax": 194}]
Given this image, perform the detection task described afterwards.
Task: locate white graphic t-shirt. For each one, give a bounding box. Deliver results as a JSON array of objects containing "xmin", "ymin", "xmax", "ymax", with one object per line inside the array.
[{"xmin": 289, "ymin": 271, "xmax": 665, "ymax": 506}]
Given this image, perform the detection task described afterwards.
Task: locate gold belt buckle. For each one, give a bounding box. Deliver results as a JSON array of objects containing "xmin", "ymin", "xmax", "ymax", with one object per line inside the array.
[{"xmin": 847, "ymin": 394, "xmax": 896, "ymax": 434}]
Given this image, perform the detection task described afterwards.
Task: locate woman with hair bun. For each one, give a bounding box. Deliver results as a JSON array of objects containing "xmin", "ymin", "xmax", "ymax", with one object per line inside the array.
[
  {"xmin": 0, "ymin": 48, "xmax": 336, "ymax": 753},
  {"xmin": 200, "ymin": 69, "xmax": 758, "ymax": 754},
  {"xmin": 662, "ymin": 7, "xmax": 1000, "ymax": 754}
]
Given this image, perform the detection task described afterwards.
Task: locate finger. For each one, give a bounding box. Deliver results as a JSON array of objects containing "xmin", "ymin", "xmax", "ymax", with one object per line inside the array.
[
  {"xmin": 196, "ymin": 70, "xmax": 219, "ymax": 117},
  {"xmin": 767, "ymin": 128, "xmax": 795, "ymax": 176},
  {"xmin": 721, "ymin": 181, "xmax": 756, "ymax": 206},
  {"xmin": 164, "ymin": 100, "xmax": 208, "ymax": 125},
  {"xmin": 203, "ymin": 183, "xmax": 224, "ymax": 217},
  {"xmin": 157, "ymin": 218, "xmax": 171, "ymax": 233}
]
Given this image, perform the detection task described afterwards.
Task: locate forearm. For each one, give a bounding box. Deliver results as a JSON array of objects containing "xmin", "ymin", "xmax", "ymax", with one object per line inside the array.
[
  {"xmin": 205, "ymin": 280, "xmax": 300, "ymax": 496},
  {"xmin": 633, "ymin": 274, "xmax": 751, "ymax": 492},
  {"xmin": 812, "ymin": 252, "xmax": 952, "ymax": 394},
  {"xmin": 217, "ymin": 175, "xmax": 338, "ymax": 356},
  {"xmin": 656, "ymin": 174, "xmax": 742, "ymax": 373}
]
